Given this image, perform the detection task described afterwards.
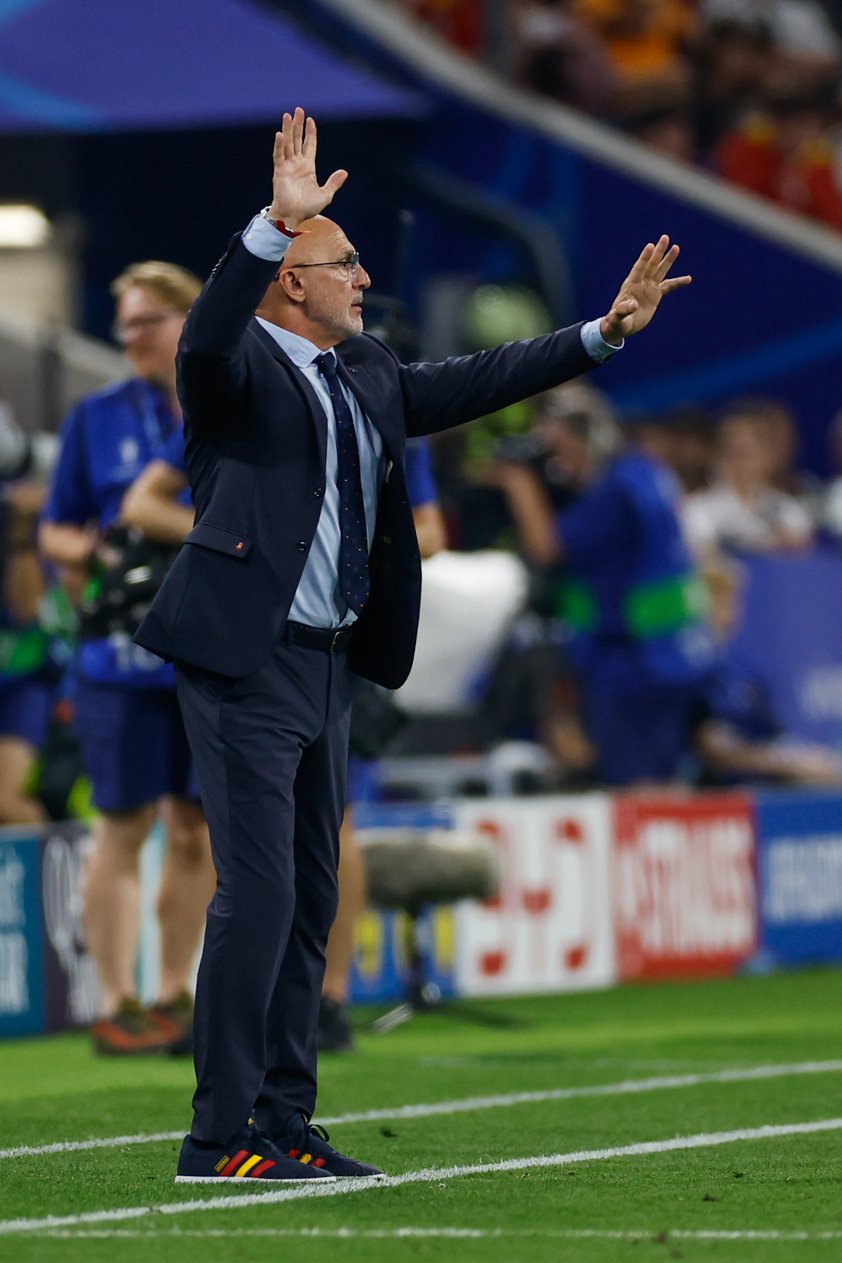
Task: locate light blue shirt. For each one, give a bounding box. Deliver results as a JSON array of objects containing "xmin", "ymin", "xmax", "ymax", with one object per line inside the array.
[
  {"xmin": 254, "ymin": 317, "xmax": 384, "ymax": 628},
  {"xmin": 241, "ymin": 212, "xmax": 621, "ymax": 627}
]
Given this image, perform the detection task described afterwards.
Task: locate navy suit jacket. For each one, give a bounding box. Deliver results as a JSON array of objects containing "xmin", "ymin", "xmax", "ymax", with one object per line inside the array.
[{"xmin": 136, "ymin": 235, "xmax": 597, "ymax": 687}]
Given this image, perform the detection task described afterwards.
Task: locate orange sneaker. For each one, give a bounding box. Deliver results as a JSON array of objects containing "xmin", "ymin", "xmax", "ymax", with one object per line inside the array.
[
  {"xmin": 148, "ymin": 990, "xmax": 194, "ymax": 1056},
  {"xmin": 91, "ymin": 997, "xmax": 172, "ymax": 1055}
]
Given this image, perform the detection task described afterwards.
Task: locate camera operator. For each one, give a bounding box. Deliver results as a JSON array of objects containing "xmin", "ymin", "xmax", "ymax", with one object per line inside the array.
[
  {"xmin": 474, "ymin": 382, "xmax": 621, "ymax": 779},
  {"xmin": 39, "ymin": 261, "xmax": 215, "ymax": 1055}
]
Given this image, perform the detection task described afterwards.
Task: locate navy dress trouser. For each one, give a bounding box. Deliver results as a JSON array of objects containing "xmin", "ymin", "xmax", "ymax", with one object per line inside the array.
[{"xmin": 175, "ymin": 634, "xmax": 352, "ymax": 1145}]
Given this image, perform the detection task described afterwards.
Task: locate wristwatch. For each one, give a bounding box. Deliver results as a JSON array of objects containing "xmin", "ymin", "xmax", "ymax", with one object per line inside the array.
[{"xmin": 259, "ymin": 207, "xmax": 302, "ymax": 238}]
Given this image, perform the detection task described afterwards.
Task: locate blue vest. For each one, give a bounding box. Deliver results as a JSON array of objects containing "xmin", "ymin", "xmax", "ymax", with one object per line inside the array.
[
  {"xmin": 559, "ymin": 449, "xmax": 715, "ymax": 686},
  {"xmin": 43, "ymin": 379, "xmax": 184, "ymax": 688}
]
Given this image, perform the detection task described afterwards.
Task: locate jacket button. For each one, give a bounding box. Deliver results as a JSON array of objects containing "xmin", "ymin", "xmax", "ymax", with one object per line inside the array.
[
  {"xmin": 314, "ymin": 488, "xmax": 323, "ymax": 498},
  {"xmin": 298, "ymin": 540, "xmax": 306, "ymax": 551}
]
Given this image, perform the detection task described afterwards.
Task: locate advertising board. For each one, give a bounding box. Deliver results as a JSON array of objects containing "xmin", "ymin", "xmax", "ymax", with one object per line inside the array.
[
  {"xmin": 40, "ymin": 822, "xmax": 98, "ymax": 1031},
  {"xmin": 0, "ymin": 831, "xmax": 43, "ymax": 1036},
  {"xmin": 755, "ymin": 790, "xmax": 842, "ymax": 965},
  {"xmin": 452, "ymin": 795, "xmax": 616, "ymax": 996},
  {"xmin": 613, "ymin": 793, "xmax": 757, "ymax": 979}
]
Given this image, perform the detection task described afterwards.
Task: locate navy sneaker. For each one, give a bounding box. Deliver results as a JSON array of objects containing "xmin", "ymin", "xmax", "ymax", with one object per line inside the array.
[
  {"xmin": 175, "ymin": 1127, "xmax": 337, "ymax": 1184},
  {"xmin": 274, "ymin": 1118, "xmax": 386, "ymax": 1179}
]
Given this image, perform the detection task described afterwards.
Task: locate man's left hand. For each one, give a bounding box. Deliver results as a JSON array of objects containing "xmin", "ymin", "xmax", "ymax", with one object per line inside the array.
[{"xmin": 600, "ymin": 235, "xmax": 691, "ymax": 345}]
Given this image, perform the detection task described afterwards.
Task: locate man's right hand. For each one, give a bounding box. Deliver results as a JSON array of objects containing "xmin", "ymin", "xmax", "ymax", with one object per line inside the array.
[{"xmin": 268, "ymin": 107, "xmax": 348, "ymax": 231}]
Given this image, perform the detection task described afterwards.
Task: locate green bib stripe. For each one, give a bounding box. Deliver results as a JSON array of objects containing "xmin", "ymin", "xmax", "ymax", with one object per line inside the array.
[
  {"xmin": 0, "ymin": 625, "xmax": 51, "ymax": 676},
  {"xmin": 555, "ymin": 572, "xmax": 708, "ymax": 639},
  {"xmin": 624, "ymin": 572, "xmax": 709, "ymax": 638},
  {"xmin": 554, "ymin": 578, "xmax": 599, "ymax": 632}
]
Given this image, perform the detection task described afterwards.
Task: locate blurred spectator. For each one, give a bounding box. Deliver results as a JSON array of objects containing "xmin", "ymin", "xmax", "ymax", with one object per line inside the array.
[
  {"xmin": 692, "ymin": 18, "xmax": 772, "ymax": 154},
  {"xmin": 683, "ymin": 400, "xmax": 814, "ymax": 555},
  {"xmin": 692, "ymin": 559, "xmax": 842, "ymax": 785},
  {"xmin": 40, "ymin": 259, "xmax": 215, "ymax": 1056},
  {"xmin": 816, "ymin": 408, "xmax": 842, "ymax": 543},
  {"xmin": 512, "ymin": 0, "xmax": 620, "ymax": 114},
  {"xmin": 574, "ymin": 0, "xmax": 699, "ymax": 112},
  {"xmin": 394, "ymin": 0, "xmax": 485, "ymax": 54},
  {"xmin": 662, "ymin": 403, "xmax": 718, "ymax": 492},
  {"xmin": 384, "ymin": 0, "xmax": 842, "ymax": 227},
  {"xmin": 713, "ymin": 87, "xmax": 842, "ymax": 229},
  {"xmin": 620, "ymin": 87, "xmax": 698, "ymax": 162},
  {"xmin": 757, "ymin": 396, "xmax": 821, "ymax": 502},
  {"xmin": 700, "ymin": 0, "xmax": 842, "ymax": 94}
]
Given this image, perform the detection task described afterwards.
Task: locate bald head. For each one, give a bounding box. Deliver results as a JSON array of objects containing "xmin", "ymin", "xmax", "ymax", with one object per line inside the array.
[
  {"xmin": 256, "ymin": 215, "xmax": 370, "ymax": 349},
  {"xmin": 283, "ymin": 215, "xmax": 338, "ymax": 265}
]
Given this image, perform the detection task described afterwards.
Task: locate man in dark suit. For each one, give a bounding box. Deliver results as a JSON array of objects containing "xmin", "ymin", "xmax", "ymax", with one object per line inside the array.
[{"xmin": 137, "ymin": 108, "xmax": 691, "ymax": 1184}]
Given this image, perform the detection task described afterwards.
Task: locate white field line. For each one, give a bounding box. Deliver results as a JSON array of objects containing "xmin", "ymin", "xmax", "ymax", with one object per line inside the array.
[
  {"xmin": 418, "ymin": 1055, "xmax": 721, "ymax": 1071},
  {"xmin": 34, "ymin": 1228, "xmax": 842, "ymax": 1242},
  {"xmin": 0, "ymin": 1116, "xmax": 840, "ymax": 1237},
  {"xmin": 2, "ymin": 1058, "xmax": 840, "ymax": 1162}
]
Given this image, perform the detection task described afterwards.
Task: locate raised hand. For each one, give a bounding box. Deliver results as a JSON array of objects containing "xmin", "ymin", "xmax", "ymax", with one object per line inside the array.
[
  {"xmin": 600, "ymin": 235, "xmax": 691, "ymax": 345},
  {"xmin": 268, "ymin": 107, "xmax": 348, "ymax": 230}
]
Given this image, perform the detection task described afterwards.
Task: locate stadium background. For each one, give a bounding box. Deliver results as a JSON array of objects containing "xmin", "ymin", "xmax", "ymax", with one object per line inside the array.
[
  {"xmin": 0, "ymin": 3, "xmax": 841, "ymax": 1254},
  {"xmin": 1, "ymin": 0, "xmax": 841, "ymax": 1021}
]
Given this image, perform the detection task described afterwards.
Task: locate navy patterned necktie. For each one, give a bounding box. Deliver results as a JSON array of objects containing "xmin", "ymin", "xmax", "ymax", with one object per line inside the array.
[{"xmin": 316, "ymin": 353, "xmax": 370, "ymax": 616}]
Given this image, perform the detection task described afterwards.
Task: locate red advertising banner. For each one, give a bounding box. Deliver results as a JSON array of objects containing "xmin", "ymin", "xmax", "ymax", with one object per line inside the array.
[{"xmin": 613, "ymin": 793, "xmax": 757, "ymax": 980}]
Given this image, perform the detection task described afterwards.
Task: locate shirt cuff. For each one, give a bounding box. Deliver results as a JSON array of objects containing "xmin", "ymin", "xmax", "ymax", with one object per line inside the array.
[
  {"xmin": 242, "ymin": 213, "xmax": 295, "ymax": 262},
  {"xmin": 580, "ymin": 318, "xmax": 623, "ymax": 362}
]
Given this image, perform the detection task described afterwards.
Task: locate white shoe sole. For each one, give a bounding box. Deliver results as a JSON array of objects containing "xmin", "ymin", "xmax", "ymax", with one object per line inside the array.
[{"xmin": 174, "ymin": 1173, "xmax": 337, "ymax": 1184}]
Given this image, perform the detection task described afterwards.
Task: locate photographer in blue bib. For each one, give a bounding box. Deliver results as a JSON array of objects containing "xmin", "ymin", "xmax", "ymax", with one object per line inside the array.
[
  {"xmin": 495, "ymin": 408, "xmax": 716, "ymax": 784},
  {"xmin": 39, "ymin": 261, "xmax": 216, "ymax": 1055}
]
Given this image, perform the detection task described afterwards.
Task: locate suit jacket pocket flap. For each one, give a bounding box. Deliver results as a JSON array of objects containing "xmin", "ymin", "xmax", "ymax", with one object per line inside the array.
[{"xmin": 186, "ymin": 521, "xmax": 252, "ymax": 558}]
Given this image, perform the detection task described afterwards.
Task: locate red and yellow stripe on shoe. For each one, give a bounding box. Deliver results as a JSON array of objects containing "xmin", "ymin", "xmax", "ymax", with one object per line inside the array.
[
  {"xmin": 286, "ymin": 1148, "xmax": 327, "ymax": 1168},
  {"xmin": 214, "ymin": 1149, "xmax": 277, "ymax": 1178}
]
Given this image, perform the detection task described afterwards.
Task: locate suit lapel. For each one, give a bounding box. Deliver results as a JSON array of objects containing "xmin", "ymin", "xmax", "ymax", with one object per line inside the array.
[
  {"xmin": 248, "ymin": 320, "xmax": 327, "ymax": 466},
  {"xmin": 249, "ymin": 320, "xmax": 401, "ymax": 462},
  {"xmin": 336, "ymin": 356, "xmax": 401, "ymax": 462}
]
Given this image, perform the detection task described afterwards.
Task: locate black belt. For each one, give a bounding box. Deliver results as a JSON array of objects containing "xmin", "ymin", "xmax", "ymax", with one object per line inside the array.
[{"xmin": 285, "ymin": 621, "xmax": 354, "ymax": 653}]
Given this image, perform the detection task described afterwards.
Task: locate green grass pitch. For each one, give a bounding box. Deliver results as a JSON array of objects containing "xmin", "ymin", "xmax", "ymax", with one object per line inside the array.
[{"xmin": 1, "ymin": 969, "xmax": 841, "ymax": 1262}]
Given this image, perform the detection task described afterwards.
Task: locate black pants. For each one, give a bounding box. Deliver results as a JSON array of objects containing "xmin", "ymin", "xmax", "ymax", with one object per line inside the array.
[{"xmin": 176, "ymin": 635, "xmax": 352, "ymax": 1144}]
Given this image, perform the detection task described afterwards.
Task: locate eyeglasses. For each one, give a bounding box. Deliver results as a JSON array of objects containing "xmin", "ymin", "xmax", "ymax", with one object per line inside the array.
[
  {"xmin": 290, "ymin": 252, "xmax": 361, "ymax": 283},
  {"xmin": 111, "ymin": 310, "xmax": 180, "ymax": 343}
]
